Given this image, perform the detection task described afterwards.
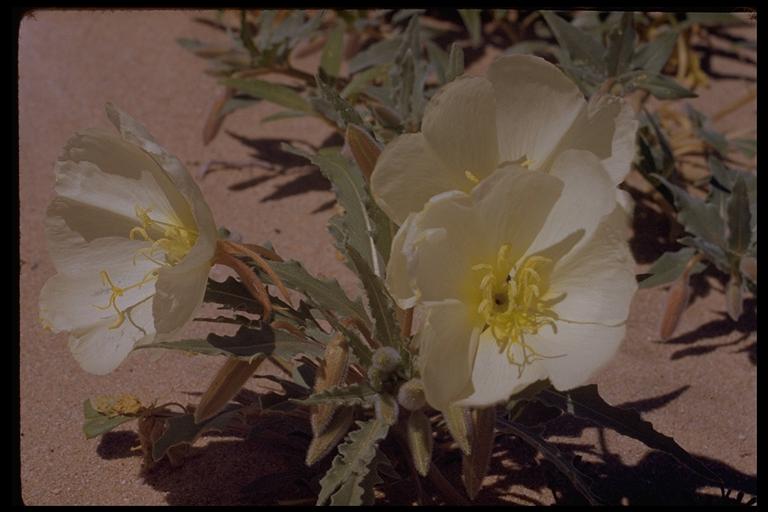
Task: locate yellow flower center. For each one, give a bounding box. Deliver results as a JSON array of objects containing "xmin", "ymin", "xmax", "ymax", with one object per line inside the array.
[
  {"xmin": 96, "ymin": 206, "xmax": 198, "ymax": 329},
  {"xmin": 472, "ymin": 245, "xmax": 558, "ymax": 373}
]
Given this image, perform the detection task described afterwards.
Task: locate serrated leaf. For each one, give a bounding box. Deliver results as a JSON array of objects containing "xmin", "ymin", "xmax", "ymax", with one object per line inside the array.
[
  {"xmin": 348, "ymin": 37, "xmax": 401, "ymax": 74},
  {"xmin": 83, "ymin": 400, "xmax": 134, "ymax": 439},
  {"xmin": 638, "ymin": 248, "xmax": 705, "ymax": 289},
  {"xmin": 306, "ymin": 407, "xmax": 356, "ymax": 466},
  {"xmin": 281, "ymin": 146, "xmax": 385, "ymax": 277},
  {"xmin": 621, "ymin": 71, "xmax": 697, "ymax": 99},
  {"xmin": 655, "ymin": 176, "xmax": 726, "ymax": 249},
  {"xmin": 497, "ymin": 418, "xmax": 602, "ymax": 505},
  {"xmin": 541, "ymin": 11, "xmax": 606, "ymax": 74},
  {"xmin": 138, "ymin": 325, "xmax": 323, "ymax": 360},
  {"xmin": 317, "ymin": 418, "xmax": 391, "ymax": 505},
  {"xmin": 346, "ymin": 245, "xmax": 402, "ymax": 348},
  {"xmin": 321, "ymin": 22, "xmax": 345, "ymax": 77},
  {"xmin": 221, "ymin": 78, "xmax": 312, "ymax": 112},
  {"xmin": 632, "ymin": 30, "xmax": 678, "ymax": 74},
  {"xmin": 458, "ymin": 9, "xmax": 482, "ymax": 47},
  {"xmin": 359, "ymin": 449, "xmax": 392, "ymax": 505},
  {"xmin": 606, "ymin": 12, "xmax": 636, "ymax": 76},
  {"xmin": 267, "ymin": 259, "xmax": 370, "ymax": 328},
  {"xmin": 462, "ymin": 407, "xmax": 496, "ymax": 500},
  {"xmin": 152, "ymin": 408, "xmax": 242, "ymax": 462},
  {"xmin": 536, "ymin": 385, "xmax": 723, "ymax": 483},
  {"xmin": 446, "ymin": 42, "xmax": 465, "ymax": 82},
  {"xmin": 727, "ymin": 176, "xmax": 751, "ymax": 256},
  {"xmin": 406, "ymin": 410, "xmax": 433, "ymax": 477},
  {"xmin": 297, "ymin": 384, "xmax": 375, "ymax": 407}
]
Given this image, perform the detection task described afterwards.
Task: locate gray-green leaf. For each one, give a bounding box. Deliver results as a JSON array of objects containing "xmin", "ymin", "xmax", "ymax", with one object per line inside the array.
[
  {"xmin": 221, "ymin": 78, "xmax": 313, "ymax": 112},
  {"xmin": 541, "ymin": 11, "xmax": 606, "ymax": 74},
  {"xmin": 727, "ymin": 176, "xmax": 751, "ymax": 256},
  {"xmin": 321, "ymin": 22, "xmax": 345, "ymax": 77},
  {"xmin": 632, "ymin": 30, "xmax": 678, "ymax": 74},
  {"xmin": 83, "ymin": 399, "xmax": 135, "ymax": 439},
  {"xmin": 638, "ymin": 248, "xmax": 705, "ymax": 289}
]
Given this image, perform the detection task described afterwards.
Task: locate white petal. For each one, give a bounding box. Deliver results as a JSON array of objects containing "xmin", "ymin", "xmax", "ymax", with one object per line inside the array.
[
  {"xmin": 455, "ymin": 329, "xmax": 548, "ymax": 407},
  {"xmin": 527, "ymin": 321, "xmax": 627, "ymax": 391},
  {"xmin": 548, "ymin": 206, "xmax": 637, "ymax": 326},
  {"xmin": 401, "ymin": 191, "xmax": 490, "ymax": 304},
  {"xmin": 385, "ymin": 212, "xmax": 420, "ymax": 308},
  {"xmin": 552, "ymin": 94, "xmax": 639, "ymax": 185},
  {"xmin": 370, "ymin": 133, "xmax": 468, "ymax": 225},
  {"xmin": 488, "ymin": 55, "xmax": 585, "ymax": 167},
  {"xmin": 471, "ymin": 166, "xmax": 563, "ymax": 265},
  {"xmin": 417, "ymin": 300, "xmax": 481, "ymax": 411},
  {"xmin": 525, "ymin": 149, "xmax": 616, "ymax": 258},
  {"xmin": 153, "ymin": 260, "xmax": 210, "ymax": 334},
  {"xmin": 105, "ymin": 103, "xmax": 217, "ymax": 238},
  {"xmin": 421, "ymin": 76, "xmax": 499, "ymax": 179},
  {"xmin": 68, "ymin": 298, "xmax": 156, "ymax": 375}
]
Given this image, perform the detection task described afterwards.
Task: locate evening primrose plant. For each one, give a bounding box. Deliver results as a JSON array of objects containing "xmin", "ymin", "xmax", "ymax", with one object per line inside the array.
[{"xmin": 43, "ymin": 9, "xmax": 753, "ymax": 506}]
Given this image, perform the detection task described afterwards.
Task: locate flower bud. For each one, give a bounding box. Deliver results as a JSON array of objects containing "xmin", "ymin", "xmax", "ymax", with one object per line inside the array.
[
  {"xmin": 371, "ymin": 346, "xmax": 402, "ymax": 374},
  {"xmin": 397, "ymin": 378, "xmax": 426, "ymax": 412}
]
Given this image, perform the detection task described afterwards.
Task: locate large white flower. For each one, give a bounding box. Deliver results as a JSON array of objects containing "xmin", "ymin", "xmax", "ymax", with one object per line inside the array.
[
  {"xmin": 371, "ymin": 54, "xmax": 638, "ymax": 225},
  {"xmin": 39, "ymin": 104, "xmax": 218, "ymax": 375},
  {"xmin": 387, "ymin": 158, "xmax": 636, "ymax": 410}
]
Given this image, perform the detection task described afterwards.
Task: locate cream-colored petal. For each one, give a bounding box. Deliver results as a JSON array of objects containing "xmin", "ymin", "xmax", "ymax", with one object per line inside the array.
[
  {"xmin": 455, "ymin": 329, "xmax": 549, "ymax": 408},
  {"xmin": 401, "ymin": 191, "xmax": 490, "ymax": 305},
  {"xmin": 153, "ymin": 259, "xmax": 211, "ymax": 334},
  {"xmin": 417, "ymin": 300, "xmax": 481, "ymax": 411},
  {"xmin": 527, "ymin": 321, "xmax": 626, "ymax": 391},
  {"xmin": 105, "ymin": 103, "xmax": 217, "ymax": 237},
  {"xmin": 68, "ymin": 298, "xmax": 156, "ymax": 375},
  {"xmin": 471, "ymin": 166, "xmax": 563, "ymax": 265},
  {"xmin": 385, "ymin": 212, "xmax": 420, "ymax": 308},
  {"xmin": 548, "ymin": 206, "xmax": 636, "ymax": 326},
  {"xmin": 421, "ymin": 76, "xmax": 499, "ymax": 180},
  {"xmin": 488, "ymin": 55, "xmax": 585, "ymax": 167},
  {"xmin": 550, "ymin": 94, "xmax": 639, "ymax": 185},
  {"xmin": 370, "ymin": 133, "xmax": 468, "ymax": 225},
  {"xmin": 525, "ymin": 149, "xmax": 616, "ymax": 259}
]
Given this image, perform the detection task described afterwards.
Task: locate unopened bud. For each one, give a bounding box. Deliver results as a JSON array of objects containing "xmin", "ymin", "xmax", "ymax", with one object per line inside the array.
[
  {"xmin": 397, "ymin": 378, "xmax": 426, "ymax": 411},
  {"xmin": 373, "ymin": 393, "xmax": 399, "ymax": 426},
  {"xmin": 371, "ymin": 346, "xmax": 401, "ymax": 374}
]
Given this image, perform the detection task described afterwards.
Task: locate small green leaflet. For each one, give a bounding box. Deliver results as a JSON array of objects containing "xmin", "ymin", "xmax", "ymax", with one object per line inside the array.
[
  {"xmin": 606, "ymin": 12, "xmax": 636, "ymax": 77},
  {"xmin": 631, "ymin": 30, "xmax": 678, "ymax": 75},
  {"xmin": 83, "ymin": 399, "xmax": 135, "ymax": 439},
  {"xmin": 541, "ymin": 11, "xmax": 606, "ymax": 75},
  {"xmin": 638, "ymin": 247, "xmax": 706, "ymax": 289}
]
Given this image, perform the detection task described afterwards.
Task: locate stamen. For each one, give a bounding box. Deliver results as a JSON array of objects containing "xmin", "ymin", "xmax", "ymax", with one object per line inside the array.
[{"xmin": 464, "ymin": 170, "xmax": 480, "ymax": 184}]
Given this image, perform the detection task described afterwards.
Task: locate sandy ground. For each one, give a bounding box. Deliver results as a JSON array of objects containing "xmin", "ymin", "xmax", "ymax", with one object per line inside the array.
[{"xmin": 18, "ymin": 10, "xmax": 756, "ymax": 505}]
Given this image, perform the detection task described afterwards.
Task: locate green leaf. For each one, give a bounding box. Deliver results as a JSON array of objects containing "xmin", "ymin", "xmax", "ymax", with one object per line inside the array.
[
  {"xmin": 239, "ymin": 10, "xmax": 259, "ymax": 60},
  {"xmin": 655, "ymin": 175, "xmax": 726, "ymax": 249},
  {"xmin": 83, "ymin": 400, "xmax": 134, "ymax": 439},
  {"xmin": 348, "ymin": 37, "xmax": 401, "ymax": 74},
  {"xmin": 606, "ymin": 12, "xmax": 636, "ymax": 77},
  {"xmin": 631, "ymin": 30, "xmax": 678, "ymax": 74},
  {"xmin": 152, "ymin": 408, "xmax": 242, "ymax": 462},
  {"xmin": 536, "ymin": 385, "xmax": 723, "ymax": 484},
  {"xmin": 458, "ymin": 9, "xmax": 482, "ymax": 47},
  {"xmin": 317, "ymin": 418, "xmax": 391, "ymax": 505},
  {"xmin": 541, "ymin": 11, "xmax": 606, "ymax": 74},
  {"xmin": 281, "ymin": 146, "xmax": 385, "ymax": 277},
  {"xmin": 221, "ymin": 78, "xmax": 312, "ymax": 112},
  {"xmin": 678, "ymin": 236, "xmax": 729, "ymax": 273},
  {"xmin": 446, "ymin": 42, "xmax": 465, "ymax": 82},
  {"xmin": 346, "ymin": 245, "xmax": 402, "ymax": 348},
  {"xmin": 730, "ymin": 137, "xmax": 757, "ymax": 158},
  {"xmin": 137, "ymin": 325, "xmax": 324, "ymax": 360},
  {"xmin": 392, "ymin": 9, "xmax": 425, "ymax": 23},
  {"xmin": 321, "ymin": 22, "xmax": 345, "ymax": 77},
  {"xmin": 425, "ymin": 40, "xmax": 448, "ymax": 84},
  {"xmin": 638, "ymin": 248, "xmax": 705, "ymax": 289},
  {"xmin": 341, "ymin": 64, "xmax": 390, "ymax": 100},
  {"xmin": 267, "ymin": 259, "xmax": 370, "ymax": 329},
  {"xmin": 621, "ymin": 71, "xmax": 697, "ymax": 99},
  {"xmin": 315, "ymin": 71, "xmax": 364, "ymax": 128},
  {"xmin": 497, "ymin": 418, "xmax": 602, "ymax": 505},
  {"xmin": 727, "ymin": 176, "xmax": 751, "ymax": 256},
  {"xmin": 294, "ymin": 384, "xmax": 376, "ymax": 407},
  {"xmin": 442, "ymin": 406, "xmax": 471, "ymax": 455},
  {"xmin": 260, "ymin": 109, "xmax": 310, "ymax": 124}
]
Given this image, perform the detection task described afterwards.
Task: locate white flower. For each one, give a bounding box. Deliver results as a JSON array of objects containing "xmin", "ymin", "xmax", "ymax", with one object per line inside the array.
[
  {"xmin": 371, "ymin": 54, "xmax": 638, "ymax": 225},
  {"xmin": 386, "ymin": 161, "xmax": 637, "ymax": 410},
  {"xmin": 39, "ymin": 104, "xmax": 218, "ymax": 375}
]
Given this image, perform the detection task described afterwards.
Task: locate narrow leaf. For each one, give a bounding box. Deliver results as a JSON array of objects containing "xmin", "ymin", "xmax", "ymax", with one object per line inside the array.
[
  {"xmin": 622, "ymin": 71, "xmax": 697, "ymax": 99},
  {"xmin": 631, "ymin": 30, "xmax": 678, "ymax": 74},
  {"xmin": 320, "ymin": 22, "xmax": 345, "ymax": 77},
  {"xmin": 458, "ymin": 9, "xmax": 482, "ymax": 47},
  {"xmin": 306, "ymin": 407, "xmax": 355, "ymax": 466},
  {"xmin": 406, "ymin": 410, "xmax": 434, "ymax": 477},
  {"xmin": 638, "ymin": 248, "xmax": 704, "ymax": 289},
  {"xmin": 443, "ymin": 405, "xmax": 471, "ymax": 455},
  {"xmin": 606, "ymin": 11, "xmax": 636, "ymax": 76},
  {"xmin": 348, "ymin": 37, "xmax": 401, "ymax": 74},
  {"xmin": 341, "ymin": 63, "xmax": 390, "ymax": 100},
  {"xmin": 195, "ymin": 357, "xmax": 264, "ymax": 423},
  {"xmin": 310, "ymin": 335, "xmax": 351, "ymax": 435},
  {"xmin": 221, "ymin": 78, "xmax": 312, "ymax": 112},
  {"xmin": 446, "ymin": 43, "xmax": 465, "ymax": 82},
  {"xmin": 541, "ymin": 11, "xmax": 606, "ymax": 73},
  {"xmin": 727, "ymin": 176, "xmax": 751, "ymax": 256}
]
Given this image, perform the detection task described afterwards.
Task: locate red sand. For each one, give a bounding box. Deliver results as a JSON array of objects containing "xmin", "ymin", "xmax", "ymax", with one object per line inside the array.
[{"xmin": 19, "ymin": 10, "xmax": 756, "ymax": 505}]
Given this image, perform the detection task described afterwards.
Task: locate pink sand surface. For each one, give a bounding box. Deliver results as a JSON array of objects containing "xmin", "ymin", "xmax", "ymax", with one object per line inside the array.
[{"xmin": 19, "ymin": 10, "xmax": 756, "ymax": 505}]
